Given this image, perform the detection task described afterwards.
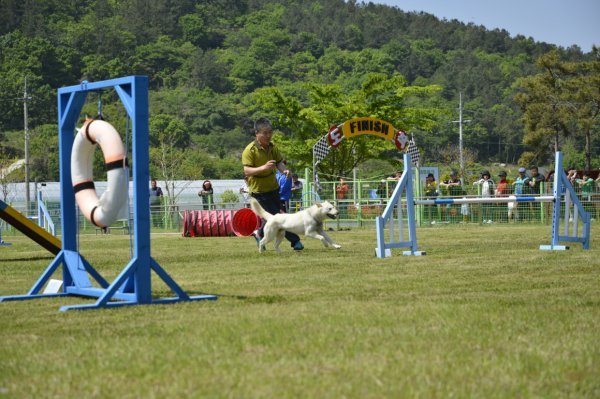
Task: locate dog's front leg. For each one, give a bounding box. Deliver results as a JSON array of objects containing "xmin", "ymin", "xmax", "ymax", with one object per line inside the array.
[
  {"xmin": 304, "ymin": 230, "xmax": 331, "ymax": 248},
  {"xmin": 319, "ymin": 229, "xmax": 341, "ymax": 249}
]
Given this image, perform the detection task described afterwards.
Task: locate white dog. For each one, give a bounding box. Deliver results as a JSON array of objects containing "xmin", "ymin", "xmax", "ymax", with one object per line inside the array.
[{"xmin": 250, "ymin": 198, "xmax": 341, "ymax": 253}]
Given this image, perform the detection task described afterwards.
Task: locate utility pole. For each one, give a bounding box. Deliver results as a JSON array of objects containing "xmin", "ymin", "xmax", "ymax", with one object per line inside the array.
[
  {"xmin": 452, "ymin": 92, "xmax": 471, "ymax": 175},
  {"xmin": 23, "ymin": 77, "xmax": 32, "ymax": 215}
]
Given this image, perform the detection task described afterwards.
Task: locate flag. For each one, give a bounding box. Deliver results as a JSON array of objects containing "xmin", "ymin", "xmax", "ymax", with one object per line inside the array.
[
  {"xmin": 406, "ymin": 138, "xmax": 420, "ymax": 166},
  {"xmin": 313, "ymin": 135, "xmax": 331, "ymax": 164},
  {"xmin": 313, "ymin": 166, "xmax": 323, "ymax": 192}
]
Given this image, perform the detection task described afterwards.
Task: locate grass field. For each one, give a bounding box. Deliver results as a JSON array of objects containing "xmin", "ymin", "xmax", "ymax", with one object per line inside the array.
[{"xmin": 1, "ymin": 224, "xmax": 599, "ymax": 398}]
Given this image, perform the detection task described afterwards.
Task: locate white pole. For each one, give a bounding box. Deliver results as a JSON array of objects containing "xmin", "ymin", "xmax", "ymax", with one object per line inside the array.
[
  {"xmin": 415, "ymin": 196, "xmax": 555, "ymax": 205},
  {"xmin": 453, "ymin": 92, "xmax": 471, "ymax": 178},
  {"xmin": 23, "ymin": 76, "xmax": 31, "ymax": 215},
  {"xmin": 458, "ymin": 92, "xmax": 463, "ymax": 173}
]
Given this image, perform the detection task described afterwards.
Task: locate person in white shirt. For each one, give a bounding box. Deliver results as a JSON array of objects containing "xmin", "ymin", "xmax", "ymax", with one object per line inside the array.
[{"xmin": 473, "ymin": 170, "xmax": 495, "ymax": 223}]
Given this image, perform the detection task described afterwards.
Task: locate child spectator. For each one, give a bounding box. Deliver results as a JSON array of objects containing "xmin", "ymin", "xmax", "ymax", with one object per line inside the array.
[{"xmin": 473, "ymin": 170, "xmax": 495, "ymax": 223}]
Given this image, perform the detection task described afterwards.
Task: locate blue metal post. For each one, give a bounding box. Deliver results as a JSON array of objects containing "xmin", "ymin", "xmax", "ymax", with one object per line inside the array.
[{"xmin": 1, "ymin": 76, "xmax": 217, "ymax": 310}]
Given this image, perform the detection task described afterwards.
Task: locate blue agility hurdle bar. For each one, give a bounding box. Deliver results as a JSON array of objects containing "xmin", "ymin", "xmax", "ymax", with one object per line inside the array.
[
  {"xmin": 375, "ymin": 151, "xmax": 590, "ymax": 257},
  {"xmin": 0, "ymin": 76, "xmax": 217, "ymax": 310}
]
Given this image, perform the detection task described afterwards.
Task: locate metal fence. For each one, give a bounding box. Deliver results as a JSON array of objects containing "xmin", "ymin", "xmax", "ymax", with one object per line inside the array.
[{"xmin": 1, "ymin": 178, "xmax": 598, "ymax": 238}]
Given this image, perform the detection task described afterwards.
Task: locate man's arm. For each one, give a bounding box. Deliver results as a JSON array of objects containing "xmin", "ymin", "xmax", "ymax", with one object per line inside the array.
[{"xmin": 244, "ymin": 160, "xmax": 277, "ymax": 177}]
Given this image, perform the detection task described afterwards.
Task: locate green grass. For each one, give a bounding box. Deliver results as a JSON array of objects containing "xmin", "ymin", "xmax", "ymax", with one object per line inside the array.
[{"xmin": 1, "ymin": 224, "xmax": 599, "ymax": 398}]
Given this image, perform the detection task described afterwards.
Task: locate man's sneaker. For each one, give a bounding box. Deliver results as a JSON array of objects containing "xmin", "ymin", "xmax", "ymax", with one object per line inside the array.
[{"xmin": 293, "ymin": 241, "xmax": 304, "ymax": 251}]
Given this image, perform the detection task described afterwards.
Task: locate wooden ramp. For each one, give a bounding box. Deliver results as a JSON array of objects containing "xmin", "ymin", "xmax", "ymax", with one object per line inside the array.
[{"xmin": 0, "ymin": 199, "xmax": 61, "ymax": 255}]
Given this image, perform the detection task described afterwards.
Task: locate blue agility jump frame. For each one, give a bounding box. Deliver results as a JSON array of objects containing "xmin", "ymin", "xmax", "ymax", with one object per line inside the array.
[
  {"xmin": 0, "ymin": 76, "xmax": 217, "ymax": 310},
  {"xmin": 376, "ymin": 151, "xmax": 590, "ymax": 257}
]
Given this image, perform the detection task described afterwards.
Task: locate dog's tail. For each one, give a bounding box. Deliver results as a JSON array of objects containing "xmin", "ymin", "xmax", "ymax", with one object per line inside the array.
[{"xmin": 250, "ymin": 198, "xmax": 272, "ymax": 221}]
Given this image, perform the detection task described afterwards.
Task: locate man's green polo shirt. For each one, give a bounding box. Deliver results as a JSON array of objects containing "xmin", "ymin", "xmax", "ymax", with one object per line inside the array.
[{"xmin": 242, "ymin": 140, "xmax": 283, "ymax": 194}]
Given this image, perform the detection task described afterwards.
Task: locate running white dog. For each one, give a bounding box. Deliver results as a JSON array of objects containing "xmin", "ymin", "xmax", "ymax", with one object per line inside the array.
[{"xmin": 250, "ymin": 198, "xmax": 341, "ymax": 253}]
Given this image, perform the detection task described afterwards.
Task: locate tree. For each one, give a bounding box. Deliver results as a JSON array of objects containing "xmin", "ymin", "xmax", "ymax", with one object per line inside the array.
[
  {"xmin": 567, "ymin": 49, "xmax": 600, "ymax": 170},
  {"xmin": 148, "ymin": 113, "xmax": 196, "ymax": 219},
  {"xmin": 0, "ymin": 150, "xmax": 21, "ymax": 201},
  {"xmin": 515, "ymin": 50, "xmax": 600, "ymax": 168},
  {"xmin": 29, "ymin": 124, "xmax": 59, "ymax": 181},
  {"xmin": 251, "ymin": 73, "xmax": 443, "ymax": 178}
]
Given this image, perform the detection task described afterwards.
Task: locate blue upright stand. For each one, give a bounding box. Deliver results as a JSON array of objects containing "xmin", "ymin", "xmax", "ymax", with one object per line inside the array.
[
  {"xmin": 376, "ymin": 151, "xmax": 590, "ymax": 258},
  {"xmin": 0, "ymin": 76, "xmax": 217, "ymax": 310},
  {"xmin": 540, "ymin": 151, "xmax": 590, "ymax": 250},
  {"xmin": 375, "ymin": 153, "xmax": 425, "ymax": 257}
]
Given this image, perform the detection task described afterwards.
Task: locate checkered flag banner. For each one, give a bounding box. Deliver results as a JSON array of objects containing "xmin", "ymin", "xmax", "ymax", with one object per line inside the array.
[
  {"xmin": 406, "ymin": 138, "xmax": 420, "ymax": 166},
  {"xmin": 313, "ymin": 135, "xmax": 331, "ymax": 164},
  {"xmin": 313, "ymin": 168, "xmax": 323, "ymax": 192}
]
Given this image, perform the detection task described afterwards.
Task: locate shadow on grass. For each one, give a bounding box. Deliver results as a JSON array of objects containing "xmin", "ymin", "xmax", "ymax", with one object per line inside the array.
[
  {"xmin": 0, "ymin": 255, "xmax": 55, "ymax": 262},
  {"xmin": 175, "ymin": 291, "xmax": 288, "ymax": 304}
]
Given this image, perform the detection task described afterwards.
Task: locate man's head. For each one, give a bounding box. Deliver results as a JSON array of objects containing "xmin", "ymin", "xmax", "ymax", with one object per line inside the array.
[
  {"xmin": 530, "ymin": 166, "xmax": 539, "ymax": 175},
  {"xmin": 518, "ymin": 167, "xmax": 526, "ymax": 175},
  {"xmin": 292, "ymin": 174, "xmax": 299, "ymax": 181},
  {"xmin": 254, "ymin": 117, "xmax": 273, "ymax": 147},
  {"xmin": 151, "ymin": 179, "xmax": 157, "ymax": 188}
]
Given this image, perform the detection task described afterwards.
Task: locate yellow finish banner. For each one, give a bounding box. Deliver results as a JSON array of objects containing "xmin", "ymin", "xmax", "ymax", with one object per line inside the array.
[{"xmin": 341, "ymin": 118, "xmax": 395, "ymax": 140}]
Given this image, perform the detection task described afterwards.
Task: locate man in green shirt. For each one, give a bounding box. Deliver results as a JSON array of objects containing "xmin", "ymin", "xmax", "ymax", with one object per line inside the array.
[{"xmin": 241, "ymin": 117, "xmax": 303, "ymax": 251}]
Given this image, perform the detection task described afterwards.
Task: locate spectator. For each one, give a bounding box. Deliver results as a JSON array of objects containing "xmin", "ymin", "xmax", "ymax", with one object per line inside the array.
[
  {"xmin": 575, "ymin": 171, "xmax": 594, "ymax": 202},
  {"xmin": 473, "ymin": 170, "xmax": 495, "ymax": 223},
  {"xmin": 545, "ymin": 170, "xmax": 556, "ymax": 190},
  {"xmin": 241, "ymin": 117, "xmax": 303, "ymax": 251},
  {"xmin": 527, "ymin": 166, "xmax": 546, "ymax": 221},
  {"xmin": 277, "ymin": 169, "xmax": 293, "ymax": 213},
  {"xmin": 439, "ymin": 170, "xmax": 464, "ymax": 223},
  {"xmin": 424, "ymin": 173, "xmax": 438, "ymax": 223},
  {"xmin": 495, "ymin": 171, "xmax": 509, "ymax": 196},
  {"xmin": 336, "ymin": 177, "xmax": 350, "ymax": 218},
  {"xmin": 335, "ymin": 177, "xmax": 350, "ymax": 199},
  {"xmin": 566, "ymin": 166, "xmax": 578, "ymax": 184},
  {"xmin": 377, "ymin": 179, "xmax": 389, "ymax": 199},
  {"xmin": 149, "ymin": 179, "xmax": 163, "ymax": 227},
  {"xmin": 512, "ymin": 167, "xmax": 530, "ymax": 221},
  {"xmin": 495, "ymin": 171, "xmax": 509, "ymax": 222},
  {"xmin": 526, "ymin": 166, "xmax": 545, "ymax": 194},
  {"xmin": 440, "ymin": 170, "xmax": 463, "ymax": 195},
  {"xmin": 424, "ymin": 173, "xmax": 438, "ymax": 197},
  {"xmin": 198, "ymin": 180, "xmax": 214, "ymax": 210},
  {"xmin": 290, "ymin": 173, "xmax": 303, "ymax": 210},
  {"xmin": 239, "ymin": 177, "xmax": 250, "ymax": 207},
  {"xmin": 387, "ymin": 170, "xmax": 403, "ymax": 180},
  {"xmin": 513, "ymin": 167, "xmax": 530, "ymax": 195}
]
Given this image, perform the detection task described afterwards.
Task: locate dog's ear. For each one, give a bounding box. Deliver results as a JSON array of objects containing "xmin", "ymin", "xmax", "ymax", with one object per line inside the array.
[{"xmin": 315, "ymin": 202, "xmax": 322, "ymax": 208}]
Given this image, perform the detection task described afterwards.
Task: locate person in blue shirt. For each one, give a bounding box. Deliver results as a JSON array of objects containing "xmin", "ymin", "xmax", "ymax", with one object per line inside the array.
[
  {"xmin": 512, "ymin": 167, "xmax": 530, "ymax": 221},
  {"xmin": 276, "ymin": 168, "xmax": 293, "ymax": 213},
  {"xmin": 513, "ymin": 167, "xmax": 530, "ymax": 195}
]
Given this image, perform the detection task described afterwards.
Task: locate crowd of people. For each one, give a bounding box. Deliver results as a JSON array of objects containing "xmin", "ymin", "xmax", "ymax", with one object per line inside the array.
[{"xmin": 149, "ymin": 117, "xmax": 598, "ymax": 231}]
